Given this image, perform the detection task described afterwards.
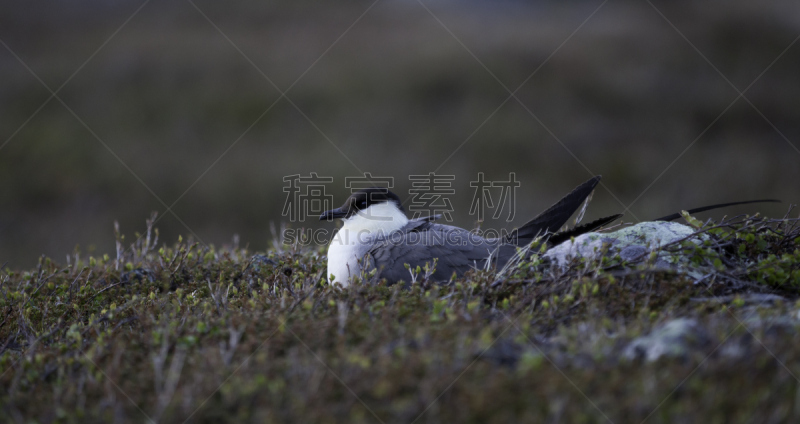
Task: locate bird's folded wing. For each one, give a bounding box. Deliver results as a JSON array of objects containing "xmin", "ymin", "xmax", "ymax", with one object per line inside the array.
[{"xmin": 369, "ymin": 223, "xmax": 509, "ymax": 283}]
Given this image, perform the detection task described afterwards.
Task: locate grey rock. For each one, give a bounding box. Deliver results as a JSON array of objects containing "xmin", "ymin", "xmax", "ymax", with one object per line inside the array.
[
  {"xmin": 250, "ymin": 254, "xmax": 277, "ymax": 272},
  {"xmin": 619, "ymin": 245, "xmax": 647, "ymax": 262},
  {"xmin": 624, "ymin": 318, "xmax": 711, "ymax": 361},
  {"xmin": 543, "ymin": 221, "xmax": 711, "ymax": 278}
]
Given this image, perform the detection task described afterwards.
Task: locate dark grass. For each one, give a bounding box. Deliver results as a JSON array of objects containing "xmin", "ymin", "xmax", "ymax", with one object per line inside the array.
[{"xmin": 2, "ymin": 212, "xmax": 800, "ymax": 423}]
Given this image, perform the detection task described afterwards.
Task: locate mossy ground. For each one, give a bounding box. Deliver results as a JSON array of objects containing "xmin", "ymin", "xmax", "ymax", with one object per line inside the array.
[{"xmin": 2, "ymin": 213, "xmax": 800, "ymax": 423}]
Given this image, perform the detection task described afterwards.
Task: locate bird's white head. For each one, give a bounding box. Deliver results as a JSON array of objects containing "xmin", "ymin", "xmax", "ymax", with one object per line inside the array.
[
  {"xmin": 320, "ymin": 188, "xmax": 409, "ymax": 237},
  {"xmin": 320, "ymin": 188, "xmax": 409, "ymax": 285}
]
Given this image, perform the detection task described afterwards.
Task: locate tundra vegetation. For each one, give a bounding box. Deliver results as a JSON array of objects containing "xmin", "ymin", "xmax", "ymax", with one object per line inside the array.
[{"xmin": 2, "ymin": 210, "xmax": 800, "ymax": 423}]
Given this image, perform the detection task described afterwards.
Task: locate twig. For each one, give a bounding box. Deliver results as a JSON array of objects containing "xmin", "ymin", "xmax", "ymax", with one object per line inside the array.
[{"xmin": 90, "ymin": 281, "xmax": 124, "ymax": 300}]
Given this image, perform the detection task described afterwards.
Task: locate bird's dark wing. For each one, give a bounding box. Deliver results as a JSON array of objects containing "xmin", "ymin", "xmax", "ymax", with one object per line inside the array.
[
  {"xmin": 547, "ymin": 214, "xmax": 623, "ymax": 245},
  {"xmin": 505, "ymin": 176, "xmax": 602, "ymax": 245},
  {"xmin": 654, "ymin": 199, "xmax": 781, "ymax": 222},
  {"xmin": 369, "ymin": 223, "xmax": 515, "ymax": 284}
]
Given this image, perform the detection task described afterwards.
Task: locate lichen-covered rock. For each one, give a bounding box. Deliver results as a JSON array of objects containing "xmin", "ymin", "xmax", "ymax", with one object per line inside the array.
[
  {"xmin": 623, "ymin": 318, "xmax": 711, "ymax": 361},
  {"xmin": 249, "ymin": 254, "xmax": 277, "ymax": 272},
  {"xmin": 544, "ymin": 221, "xmax": 710, "ymax": 277}
]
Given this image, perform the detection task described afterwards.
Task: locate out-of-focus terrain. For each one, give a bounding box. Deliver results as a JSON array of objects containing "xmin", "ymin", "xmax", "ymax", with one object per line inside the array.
[{"xmin": 1, "ymin": 0, "xmax": 799, "ymax": 268}]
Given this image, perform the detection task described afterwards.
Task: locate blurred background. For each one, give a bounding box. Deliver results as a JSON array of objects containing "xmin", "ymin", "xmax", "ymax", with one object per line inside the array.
[{"xmin": 1, "ymin": 0, "xmax": 799, "ymax": 269}]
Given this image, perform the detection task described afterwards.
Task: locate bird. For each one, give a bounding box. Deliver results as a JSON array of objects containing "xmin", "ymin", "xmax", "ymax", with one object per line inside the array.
[{"xmin": 319, "ymin": 176, "xmax": 620, "ymax": 286}]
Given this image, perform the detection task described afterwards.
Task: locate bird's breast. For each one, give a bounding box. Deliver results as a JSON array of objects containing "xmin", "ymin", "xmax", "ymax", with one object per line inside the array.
[{"xmin": 326, "ymin": 229, "xmax": 372, "ymax": 286}]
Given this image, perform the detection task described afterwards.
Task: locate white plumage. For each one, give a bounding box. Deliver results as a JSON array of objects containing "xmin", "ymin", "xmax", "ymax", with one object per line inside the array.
[{"xmin": 326, "ymin": 201, "xmax": 408, "ymax": 285}]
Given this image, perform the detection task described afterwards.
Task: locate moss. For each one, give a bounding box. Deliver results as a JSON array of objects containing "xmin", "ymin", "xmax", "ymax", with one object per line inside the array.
[{"xmin": 0, "ymin": 213, "xmax": 799, "ymax": 422}]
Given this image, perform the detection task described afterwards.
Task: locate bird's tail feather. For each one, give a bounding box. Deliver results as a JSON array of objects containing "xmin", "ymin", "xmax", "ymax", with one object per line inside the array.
[
  {"xmin": 654, "ymin": 199, "xmax": 781, "ymax": 222},
  {"xmin": 505, "ymin": 176, "xmax": 779, "ymax": 248},
  {"xmin": 546, "ymin": 214, "xmax": 623, "ymax": 246},
  {"xmin": 505, "ymin": 175, "xmax": 602, "ymax": 245}
]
